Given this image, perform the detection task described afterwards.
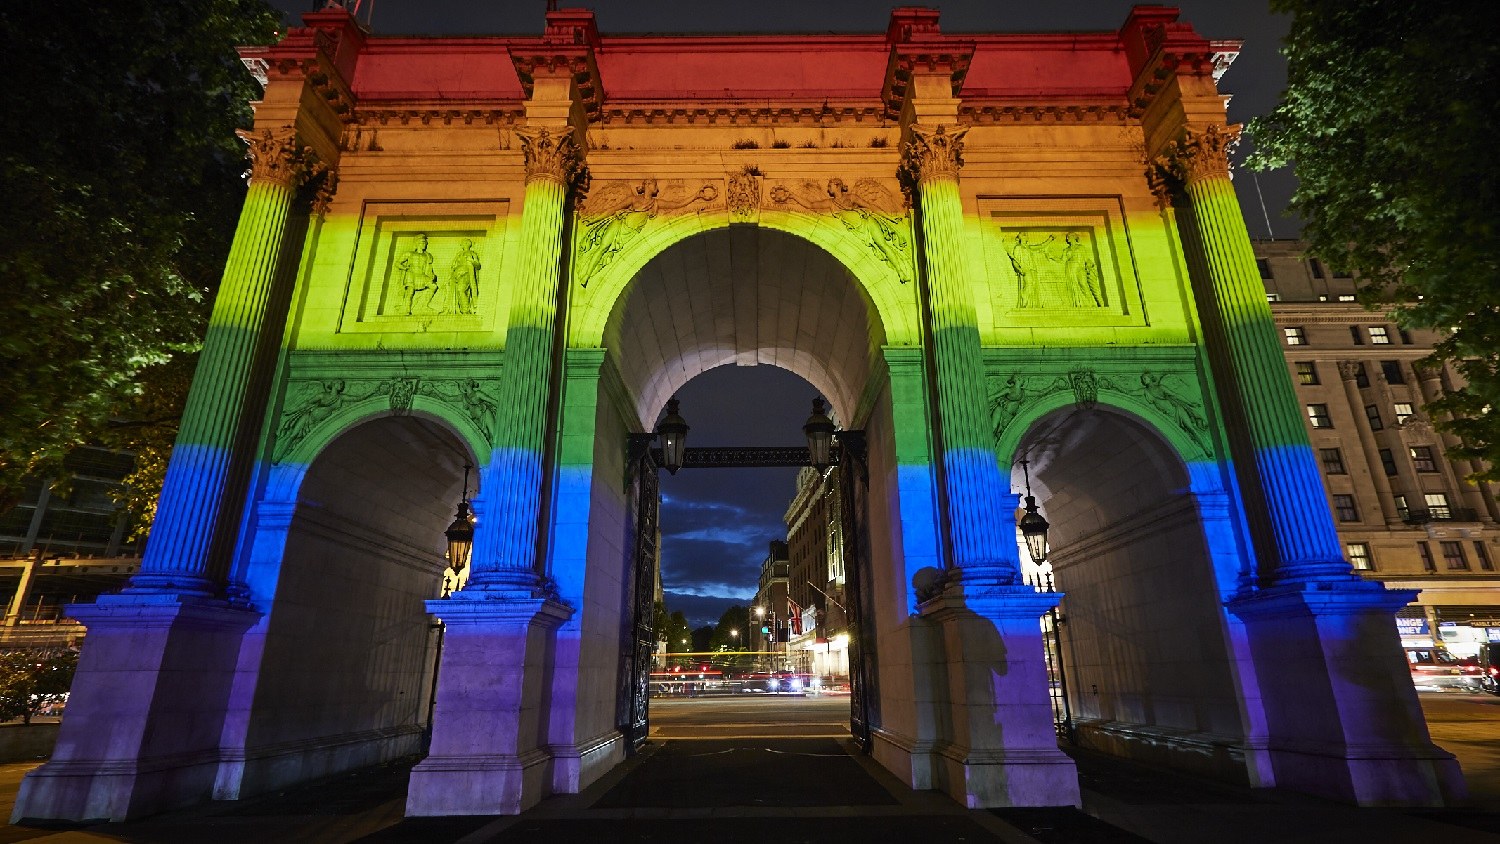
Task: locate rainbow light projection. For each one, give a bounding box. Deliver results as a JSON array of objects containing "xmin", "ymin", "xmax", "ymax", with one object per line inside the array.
[{"xmin": 9, "ymin": 2, "xmax": 1465, "ymax": 826}]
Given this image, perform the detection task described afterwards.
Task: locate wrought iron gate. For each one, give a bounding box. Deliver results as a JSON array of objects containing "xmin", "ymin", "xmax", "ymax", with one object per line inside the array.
[
  {"xmin": 618, "ymin": 438, "xmax": 878, "ymax": 752},
  {"xmin": 618, "ymin": 440, "xmax": 659, "ymax": 753},
  {"xmin": 1032, "ymin": 571, "xmax": 1074, "ymax": 743}
]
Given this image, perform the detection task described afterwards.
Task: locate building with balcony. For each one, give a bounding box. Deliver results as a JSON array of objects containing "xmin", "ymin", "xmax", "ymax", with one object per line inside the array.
[
  {"xmin": 1257, "ymin": 239, "xmax": 1500, "ymax": 655},
  {"xmin": 782, "ymin": 467, "xmax": 849, "ymax": 687}
]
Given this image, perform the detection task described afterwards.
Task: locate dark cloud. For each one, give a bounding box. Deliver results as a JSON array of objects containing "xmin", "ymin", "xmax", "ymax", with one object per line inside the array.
[{"xmin": 662, "ymin": 591, "xmax": 747, "ymax": 631}]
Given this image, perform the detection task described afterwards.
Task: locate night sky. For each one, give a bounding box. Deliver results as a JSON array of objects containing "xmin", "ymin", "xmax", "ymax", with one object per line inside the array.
[{"xmin": 269, "ymin": 1, "xmax": 1297, "ymax": 625}]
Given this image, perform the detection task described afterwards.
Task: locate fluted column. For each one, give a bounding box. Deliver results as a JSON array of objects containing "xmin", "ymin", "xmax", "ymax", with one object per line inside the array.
[
  {"xmin": 1165, "ymin": 124, "xmax": 1351, "ymax": 584},
  {"xmin": 127, "ymin": 128, "xmax": 310, "ymax": 597},
  {"xmin": 901, "ymin": 125, "xmax": 1020, "ymax": 587},
  {"xmin": 465, "ymin": 126, "xmax": 582, "ymax": 594}
]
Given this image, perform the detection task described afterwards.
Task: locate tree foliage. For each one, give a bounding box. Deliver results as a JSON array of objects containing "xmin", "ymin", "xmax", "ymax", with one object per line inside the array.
[
  {"xmin": 1249, "ymin": 1, "xmax": 1500, "ymax": 480},
  {"xmin": 0, "ymin": 650, "xmax": 78, "ymax": 725},
  {"xmin": 0, "ymin": 1, "xmax": 280, "ymax": 509}
]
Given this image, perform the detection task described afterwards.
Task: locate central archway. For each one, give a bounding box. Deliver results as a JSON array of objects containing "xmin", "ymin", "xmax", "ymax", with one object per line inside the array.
[{"xmin": 543, "ymin": 224, "xmax": 939, "ymax": 799}]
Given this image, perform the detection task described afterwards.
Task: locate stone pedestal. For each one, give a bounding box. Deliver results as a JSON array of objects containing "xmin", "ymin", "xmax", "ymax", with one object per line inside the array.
[
  {"xmin": 11, "ymin": 597, "xmax": 259, "ymax": 823},
  {"xmin": 406, "ymin": 596, "xmax": 572, "ymax": 816},
  {"xmin": 1228, "ymin": 582, "xmax": 1465, "ymax": 806},
  {"xmin": 923, "ymin": 584, "xmax": 1081, "ymax": 808}
]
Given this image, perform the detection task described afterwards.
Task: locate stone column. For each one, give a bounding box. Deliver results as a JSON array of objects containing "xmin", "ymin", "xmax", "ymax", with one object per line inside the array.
[
  {"xmin": 1165, "ymin": 124, "xmax": 1352, "ymax": 585},
  {"xmin": 465, "ymin": 125, "xmax": 581, "ymax": 595},
  {"xmin": 126, "ymin": 128, "xmax": 311, "ymax": 597},
  {"xmin": 409, "ymin": 124, "xmax": 580, "ymax": 816},
  {"xmin": 898, "ymin": 129, "xmax": 1079, "ymax": 808},
  {"xmin": 900, "ymin": 125, "xmax": 1021, "ymax": 588},
  {"xmin": 1162, "ymin": 124, "xmax": 1464, "ymax": 806}
]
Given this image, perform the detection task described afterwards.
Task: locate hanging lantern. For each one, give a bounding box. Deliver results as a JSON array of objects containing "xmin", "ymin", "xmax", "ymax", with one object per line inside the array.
[
  {"xmin": 1017, "ymin": 458, "xmax": 1050, "ymax": 564},
  {"xmin": 803, "ymin": 397, "xmax": 836, "ymax": 471},
  {"xmin": 657, "ymin": 398, "xmax": 689, "ymax": 474}
]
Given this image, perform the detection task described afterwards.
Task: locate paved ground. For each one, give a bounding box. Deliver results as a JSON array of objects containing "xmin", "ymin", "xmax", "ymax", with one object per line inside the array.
[{"xmin": 0, "ymin": 691, "xmax": 1497, "ymax": 842}]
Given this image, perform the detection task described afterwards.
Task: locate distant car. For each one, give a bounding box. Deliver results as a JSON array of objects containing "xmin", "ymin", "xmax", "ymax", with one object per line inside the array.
[
  {"xmin": 1407, "ymin": 648, "xmax": 1484, "ymax": 691},
  {"xmin": 1478, "ymin": 643, "xmax": 1500, "ymax": 696}
]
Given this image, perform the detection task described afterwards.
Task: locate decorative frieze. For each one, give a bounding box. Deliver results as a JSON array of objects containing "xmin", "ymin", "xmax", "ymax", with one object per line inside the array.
[
  {"xmin": 767, "ymin": 177, "xmax": 913, "ymax": 284},
  {"xmin": 726, "ymin": 166, "xmax": 763, "ymax": 225},
  {"xmin": 275, "ymin": 375, "xmax": 502, "ymax": 460},
  {"xmin": 987, "ymin": 366, "xmax": 1212, "ymax": 455},
  {"xmin": 574, "ymin": 179, "xmax": 720, "ymax": 288}
]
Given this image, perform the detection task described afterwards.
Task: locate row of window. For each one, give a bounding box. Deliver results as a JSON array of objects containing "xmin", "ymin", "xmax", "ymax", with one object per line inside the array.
[
  {"xmin": 1295, "ymin": 360, "xmax": 1408, "ymax": 386},
  {"xmin": 1346, "ymin": 540, "xmax": 1494, "ymax": 572},
  {"xmin": 1284, "ymin": 326, "xmax": 1414, "ymax": 346},
  {"xmin": 1305, "ymin": 401, "xmax": 1421, "ymax": 432},
  {"xmin": 1318, "ymin": 445, "xmax": 1437, "ymax": 474},
  {"xmin": 1256, "ymin": 257, "xmax": 1353, "ymax": 281},
  {"xmin": 1330, "ymin": 491, "xmax": 1454, "ymax": 523}
]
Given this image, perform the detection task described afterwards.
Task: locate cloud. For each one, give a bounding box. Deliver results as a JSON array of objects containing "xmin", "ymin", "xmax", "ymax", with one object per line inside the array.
[{"xmin": 661, "ymin": 590, "xmax": 749, "ymax": 629}]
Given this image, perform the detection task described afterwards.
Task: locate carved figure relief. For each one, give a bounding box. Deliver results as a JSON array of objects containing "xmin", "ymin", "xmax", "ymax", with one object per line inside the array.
[
  {"xmin": 275, "ymin": 376, "xmax": 502, "ymax": 460},
  {"xmin": 382, "ymin": 231, "xmax": 487, "ymax": 318},
  {"xmin": 769, "ymin": 177, "xmax": 913, "ymax": 283},
  {"xmin": 987, "ymin": 367, "xmax": 1211, "ymax": 454},
  {"xmin": 726, "ymin": 167, "xmax": 762, "ymax": 224},
  {"xmin": 575, "ymin": 179, "xmax": 718, "ymax": 287},
  {"xmin": 449, "ymin": 239, "xmax": 481, "ymax": 313},
  {"xmin": 1003, "ymin": 230, "xmax": 1106, "ymax": 310},
  {"xmin": 396, "ymin": 234, "xmax": 440, "ymax": 315}
]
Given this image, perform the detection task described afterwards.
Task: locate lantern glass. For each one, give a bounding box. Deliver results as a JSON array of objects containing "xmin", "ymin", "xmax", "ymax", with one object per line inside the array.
[
  {"xmin": 1018, "ymin": 495, "xmax": 1050, "ymax": 564},
  {"xmin": 656, "ymin": 398, "xmax": 690, "ymax": 473},
  {"xmin": 803, "ymin": 398, "xmax": 836, "ymax": 471},
  {"xmin": 445, "ymin": 502, "xmax": 474, "ymax": 575}
]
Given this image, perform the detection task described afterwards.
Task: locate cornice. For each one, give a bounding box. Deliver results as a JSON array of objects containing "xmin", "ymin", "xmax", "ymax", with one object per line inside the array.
[{"xmin": 959, "ymin": 103, "xmax": 1132, "ymax": 126}]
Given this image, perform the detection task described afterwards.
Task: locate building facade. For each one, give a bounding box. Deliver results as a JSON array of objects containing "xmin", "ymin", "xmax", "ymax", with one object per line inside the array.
[
  {"xmin": 782, "ymin": 466, "xmax": 850, "ymax": 686},
  {"xmin": 11, "ymin": 4, "xmax": 1466, "ymax": 822},
  {"xmin": 750, "ymin": 540, "xmax": 789, "ymax": 661},
  {"xmin": 1257, "ymin": 239, "xmax": 1500, "ymax": 652}
]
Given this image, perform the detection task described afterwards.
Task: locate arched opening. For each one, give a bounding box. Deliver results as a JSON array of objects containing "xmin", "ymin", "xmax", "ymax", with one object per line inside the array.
[
  {"xmin": 549, "ymin": 224, "xmax": 922, "ymax": 793},
  {"xmin": 234, "ymin": 414, "xmax": 474, "ymax": 795},
  {"xmin": 1014, "ymin": 406, "xmax": 1250, "ymax": 783}
]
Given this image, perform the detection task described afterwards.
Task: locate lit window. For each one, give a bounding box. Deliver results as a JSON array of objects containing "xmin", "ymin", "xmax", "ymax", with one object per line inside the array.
[
  {"xmin": 1395, "ymin": 495, "xmax": 1410, "ymax": 521},
  {"xmin": 1379, "ymin": 449, "xmax": 1398, "ymax": 476},
  {"xmin": 1307, "ymin": 404, "xmax": 1333, "ymax": 428},
  {"xmin": 1284, "ymin": 327, "xmax": 1307, "ymax": 346},
  {"xmin": 1381, "ymin": 361, "xmax": 1406, "ymax": 385},
  {"xmin": 1476, "ymin": 542, "xmax": 1494, "ymax": 572},
  {"xmin": 1365, "ymin": 404, "xmax": 1383, "ymax": 430},
  {"xmin": 1296, "ymin": 361, "xmax": 1319, "ymax": 385},
  {"xmin": 1369, "ymin": 326, "xmax": 1391, "ymax": 344},
  {"xmin": 1394, "ymin": 403, "xmax": 1416, "ymax": 425},
  {"xmin": 1337, "ymin": 294, "xmax": 1357, "ymax": 302},
  {"xmin": 1266, "ymin": 293, "xmax": 1282, "ymax": 302},
  {"xmin": 1332, "ymin": 494, "xmax": 1359, "ymax": 522},
  {"xmin": 1409, "ymin": 445, "xmax": 1437, "ymax": 472},
  {"xmin": 1318, "ymin": 295, "xmax": 1329, "ymax": 302},
  {"xmin": 1320, "ymin": 448, "xmax": 1346, "ymax": 474},
  {"xmin": 1425, "ymin": 493, "xmax": 1452, "ymax": 520},
  {"xmin": 1418, "ymin": 541, "xmax": 1435, "ymax": 572},
  {"xmin": 1346, "ymin": 542, "xmax": 1373, "ymax": 571},
  {"xmin": 1441, "ymin": 541, "xmax": 1468, "ymax": 570}
]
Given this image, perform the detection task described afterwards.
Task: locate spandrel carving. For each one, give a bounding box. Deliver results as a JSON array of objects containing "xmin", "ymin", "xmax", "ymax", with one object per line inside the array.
[
  {"xmin": 575, "ymin": 179, "xmax": 718, "ymax": 288},
  {"xmin": 769, "ymin": 177, "xmax": 913, "ymax": 284}
]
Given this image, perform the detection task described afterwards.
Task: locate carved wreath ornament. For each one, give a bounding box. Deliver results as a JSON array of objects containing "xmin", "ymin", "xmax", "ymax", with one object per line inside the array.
[
  {"xmin": 987, "ymin": 367, "xmax": 1212, "ymax": 454},
  {"xmin": 275, "ymin": 376, "xmax": 500, "ymax": 460}
]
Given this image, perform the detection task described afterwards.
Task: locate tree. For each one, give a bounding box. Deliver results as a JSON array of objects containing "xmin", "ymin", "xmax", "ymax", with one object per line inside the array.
[
  {"xmin": 0, "ymin": 650, "xmax": 79, "ymax": 725},
  {"xmin": 0, "ymin": 1, "xmax": 280, "ymax": 511},
  {"xmin": 709, "ymin": 605, "xmax": 752, "ymax": 670},
  {"xmin": 663, "ymin": 610, "xmax": 692, "ymax": 666},
  {"xmin": 1249, "ymin": 1, "xmax": 1500, "ymax": 481}
]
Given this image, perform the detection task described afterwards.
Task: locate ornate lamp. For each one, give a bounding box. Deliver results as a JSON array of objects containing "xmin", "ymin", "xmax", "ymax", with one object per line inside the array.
[
  {"xmin": 803, "ymin": 397, "xmax": 836, "ymax": 471},
  {"xmin": 1017, "ymin": 458, "xmax": 1050, "ymax": 564},
  {"xmin": 656, "ymin": 398, "xmax": 689, "ymax": 474},
  {"xmin": 444, "ymin": 463, "xmax": 475, "ymax": 578}
]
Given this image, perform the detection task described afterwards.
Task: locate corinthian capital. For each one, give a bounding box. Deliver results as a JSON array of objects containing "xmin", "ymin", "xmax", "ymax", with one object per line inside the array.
[
  {"xmin": 235, "ymin": 128, "xmax": 311, "ymax": 189},
  {"xmin": 898, "ymin": 124, "xmax": 968, "ymax": 189},
  {"xmin": 1166, "ymin": 123, "xmax": 1240, "ymax": 187},
  {"xmin": 515, "ymin": 125, "xmax": 583, "ymax": 187}
]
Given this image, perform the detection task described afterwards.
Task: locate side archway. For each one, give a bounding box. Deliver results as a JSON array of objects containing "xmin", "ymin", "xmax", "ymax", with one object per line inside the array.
[
  {"xmin": 1012, "ymin": 405, "xmax": 1254, "ymax": 783},
  {"xmin": 220, "ymin": 414, "xmax": 475, "ymax": 798}
]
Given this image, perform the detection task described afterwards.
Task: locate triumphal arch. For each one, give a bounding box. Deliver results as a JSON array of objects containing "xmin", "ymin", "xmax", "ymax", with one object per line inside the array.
[{"xmin": 14, "ymin": 4, "xmax": 1464, "ymax": 822}]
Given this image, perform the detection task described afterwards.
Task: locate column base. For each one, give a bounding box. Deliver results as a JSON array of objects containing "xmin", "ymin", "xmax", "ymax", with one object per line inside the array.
[
  {"xmin": 11, "ymin": 596, "xmax": 259, "ymax": 823},
  {"xmin": 922, "ymin": 583, "xmax": 1081, "ymax": 808},
  {"xmin": 1228, "ymin": 581, "xmax": 1466, "ymax": 806},
  {"xmin": 405, "ymin": 594, "xmax": 572, "ymax": 816}
]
